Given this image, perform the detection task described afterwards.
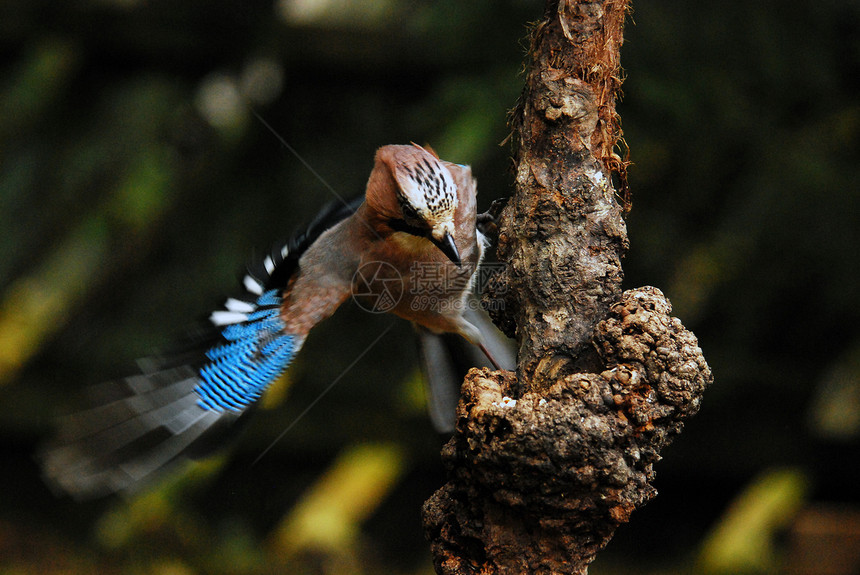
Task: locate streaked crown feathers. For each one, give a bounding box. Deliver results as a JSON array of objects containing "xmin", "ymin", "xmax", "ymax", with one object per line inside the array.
[{"xmin": 391, "ymin": 145, "xmax": 459, "ymax": 223}]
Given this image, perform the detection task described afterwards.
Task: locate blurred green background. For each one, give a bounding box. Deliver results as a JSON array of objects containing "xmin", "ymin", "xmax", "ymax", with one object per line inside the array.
[{"xmin": 1, "ymin": 0, "xmax": 858, "ymax": 573}]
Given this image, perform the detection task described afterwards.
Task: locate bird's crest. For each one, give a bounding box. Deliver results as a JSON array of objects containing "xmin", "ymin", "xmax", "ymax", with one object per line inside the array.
[{"xmin": 391, "ymin": 145, "xmax": 459, "ymax": 223}]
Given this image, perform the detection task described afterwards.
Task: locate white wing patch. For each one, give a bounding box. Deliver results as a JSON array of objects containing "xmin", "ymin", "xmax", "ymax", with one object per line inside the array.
[
  {"xmin": 243, "ymin": 274, "xmax": 264, "ymax": 296},
  {"xmin": 210, "ymin": 311, "xmax": 249, "ymax": 326},
  {"xmin": 263, "ymin": 255, "xmax": 276, "ymax": 275},
  {"xmin": 225, "ymin": 298, "xmax": 255, "ymax": 313},
  {"xmin": 213, "ymin": 274, "xmax": 275, "ymax": 327}
]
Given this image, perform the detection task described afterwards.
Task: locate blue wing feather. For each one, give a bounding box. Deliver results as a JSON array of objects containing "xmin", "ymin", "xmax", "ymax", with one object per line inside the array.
[{"xmin": 196, "ymin": 289, "xmax": 297, "ymax": 411}]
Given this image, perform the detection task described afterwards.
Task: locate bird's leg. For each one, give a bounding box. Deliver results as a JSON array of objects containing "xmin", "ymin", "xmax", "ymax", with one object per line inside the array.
[
  {"xmin": 477, "ymin": 341, "xmax": 503, "ymax": 371},
  {"xmin": 476, "ymin": 197, "xmax": 509, "ymax": 244}
]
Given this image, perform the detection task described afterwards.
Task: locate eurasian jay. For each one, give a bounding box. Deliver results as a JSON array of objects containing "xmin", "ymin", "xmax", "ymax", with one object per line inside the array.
[{"xmin": 40, "ymin": 144, "xmax": 513, "ymax": 499}]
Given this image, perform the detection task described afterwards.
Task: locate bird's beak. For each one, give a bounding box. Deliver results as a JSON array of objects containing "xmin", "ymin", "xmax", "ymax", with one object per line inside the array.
[{"xmin": 431, "ymin": 230, "xmax": 462, "ymax": 267}]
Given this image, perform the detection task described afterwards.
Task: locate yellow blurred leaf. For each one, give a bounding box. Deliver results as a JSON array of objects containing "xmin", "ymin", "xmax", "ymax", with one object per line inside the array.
[
  {"xmin": 698, "ymin": 467, "xmax": 809, "ymax": 574},
  {"xmin": 260, "ymin": 371, "xmax": 294, "ymax": 410},
  {"xmin": 272, "ymin": 442, "xmax": 406, "ymax": 556}
]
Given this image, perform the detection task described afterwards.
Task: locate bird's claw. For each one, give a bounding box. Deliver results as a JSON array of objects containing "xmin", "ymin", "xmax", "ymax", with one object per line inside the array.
[{"xmin": 477, "ymin": 197, "xmax": 510, "ymax": 242}]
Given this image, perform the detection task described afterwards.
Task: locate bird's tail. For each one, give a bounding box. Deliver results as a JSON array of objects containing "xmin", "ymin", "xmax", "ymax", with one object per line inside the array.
[{"xmin": 415, "ymin": 295, "xmax": 515, "ymax": 433}]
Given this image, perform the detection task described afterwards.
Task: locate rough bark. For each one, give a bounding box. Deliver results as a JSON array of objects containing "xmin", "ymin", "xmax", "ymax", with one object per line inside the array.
[
  {"xmin": 487, "ymin": 0, "xmax": 631, "ymax": 390},
  {"xmin": 422, "ymin": 1, "xmax": 714, "ymax": 574}
]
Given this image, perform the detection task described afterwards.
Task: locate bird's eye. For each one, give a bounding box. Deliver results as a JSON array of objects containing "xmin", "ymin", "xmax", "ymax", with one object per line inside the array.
[{"xmin": 400, "ymin": 202, "xmax": 419, "ymax": 221}]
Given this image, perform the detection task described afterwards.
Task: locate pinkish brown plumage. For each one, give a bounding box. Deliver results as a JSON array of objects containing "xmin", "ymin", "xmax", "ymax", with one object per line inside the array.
[{"xmin": 283, "ymin": 144, "xmax": 488, "ymax": 344}]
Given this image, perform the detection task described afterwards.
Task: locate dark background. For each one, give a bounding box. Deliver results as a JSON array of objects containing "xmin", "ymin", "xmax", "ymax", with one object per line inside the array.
[{"xmin": 1, "ymin": 1, "xmax": 858, "ymax": 573}]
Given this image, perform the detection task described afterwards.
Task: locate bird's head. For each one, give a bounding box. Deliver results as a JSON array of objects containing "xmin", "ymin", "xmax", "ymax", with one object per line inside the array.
[{"xmin": 367, "ymin": 144, "xmax": 463, "ymax": 266}]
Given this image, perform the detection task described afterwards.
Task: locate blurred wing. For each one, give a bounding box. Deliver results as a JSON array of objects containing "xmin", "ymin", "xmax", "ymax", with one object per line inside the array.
[
  {"xmin": 39, "ymin": 282, "xmax": 300, "ymax": 499},
  {"xmin": 39, "ymin": 196, "xmax": 365, "ymax": 499}
]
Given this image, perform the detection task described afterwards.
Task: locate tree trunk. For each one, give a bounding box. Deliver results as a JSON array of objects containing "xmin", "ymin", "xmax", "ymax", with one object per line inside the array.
[{"xmin": 422, "ymin": 1, "xmax": 714, "ymax": 573}]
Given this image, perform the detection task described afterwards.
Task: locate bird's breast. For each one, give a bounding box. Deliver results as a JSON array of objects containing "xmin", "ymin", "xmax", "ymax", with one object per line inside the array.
[{"xmin": 388, "ymin": 230, "xmax": 432, "ymax": 255}]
